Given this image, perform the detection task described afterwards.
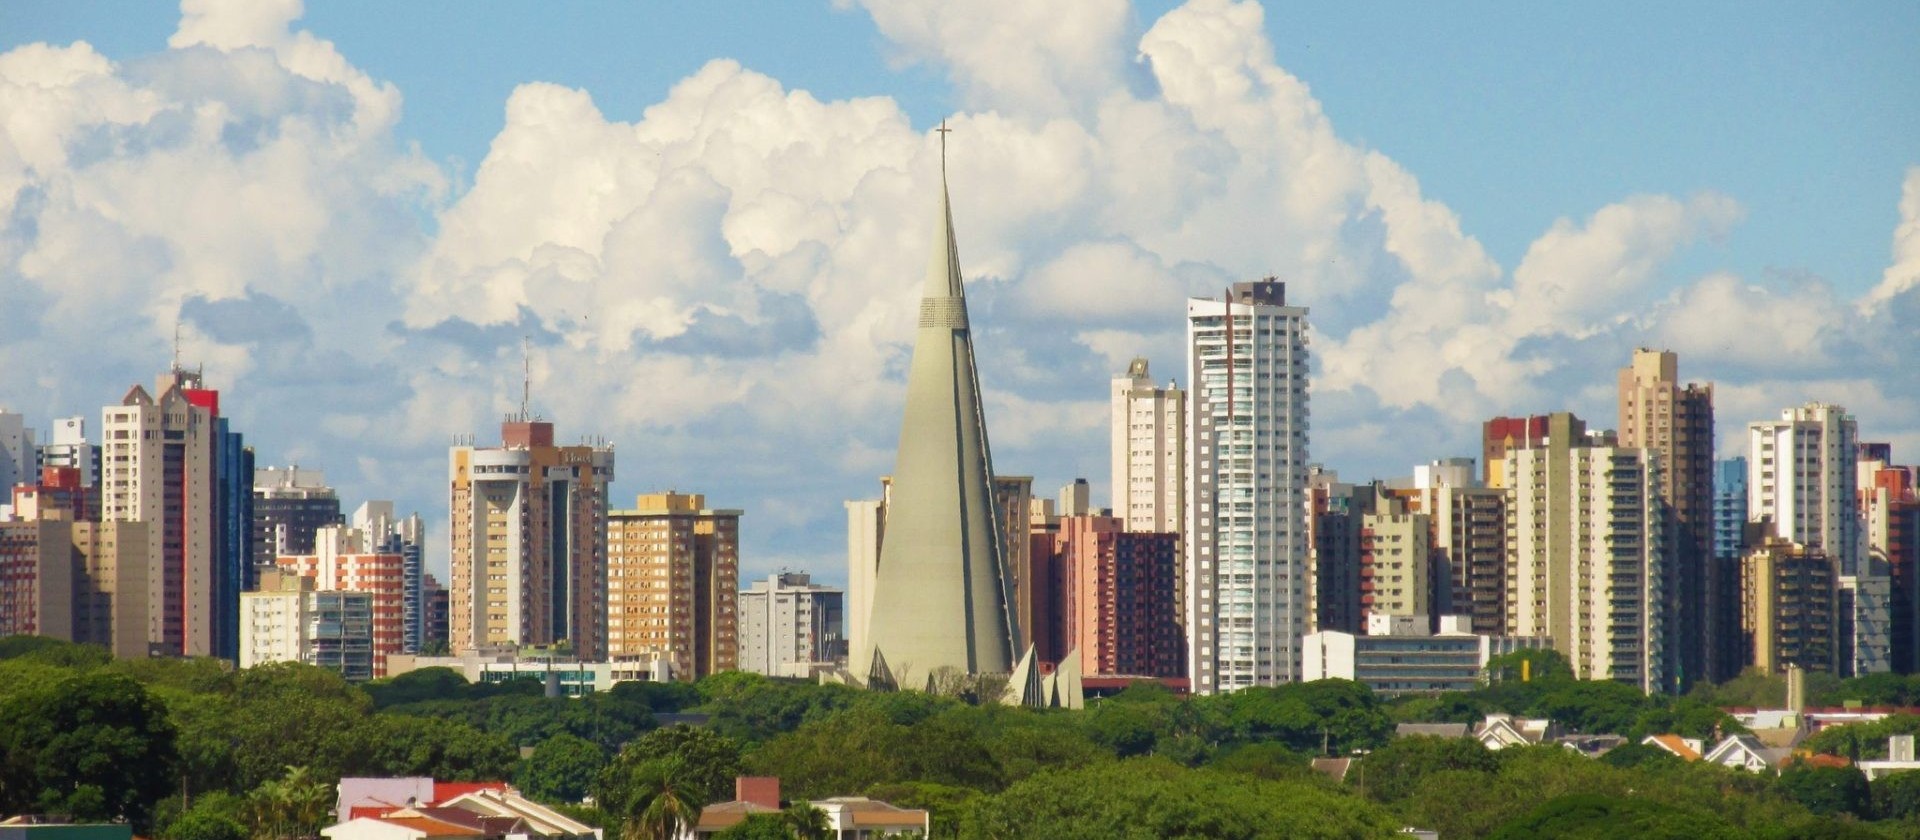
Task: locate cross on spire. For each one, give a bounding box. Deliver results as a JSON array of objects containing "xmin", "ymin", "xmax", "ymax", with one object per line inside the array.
[{"xmin": 936, "ymin": 119, "xmax": 952, "ymax": 174}]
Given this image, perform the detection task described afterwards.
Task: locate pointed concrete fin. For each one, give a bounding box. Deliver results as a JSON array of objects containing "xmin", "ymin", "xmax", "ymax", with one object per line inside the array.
[
  {"xmin": 924, "ymin": 184, "xmax": 963, "ymax": 300},
  {"xmin": 1004, "ymin": 645, "xmax": 1040, "ymax": 707},
  {"xmin": 867, "ymin": 647, "xmax": 898, "ymax": 692},
  {"xmin": 1054, "ymin": 649, "xmax": 1085, "ymax": 710}
]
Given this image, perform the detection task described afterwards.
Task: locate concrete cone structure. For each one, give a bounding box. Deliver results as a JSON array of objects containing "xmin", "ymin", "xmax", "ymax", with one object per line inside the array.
[{"xmin": 859, "ymin": 178, "xmax": 1018, "ymax": 689}]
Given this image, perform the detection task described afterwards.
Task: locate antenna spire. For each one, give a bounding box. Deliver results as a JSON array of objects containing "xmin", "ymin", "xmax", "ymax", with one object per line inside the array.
[
  {"xmin": 171, "ymin": 319, "xmax": 182, "ymax": 373},
  {"xmin": 521, "ymin": 336, "xmax": 531, "ymax": 421}
]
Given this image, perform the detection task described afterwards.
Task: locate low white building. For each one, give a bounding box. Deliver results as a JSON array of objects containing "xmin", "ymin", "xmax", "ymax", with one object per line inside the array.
[
  {"xmin": 1303, "ymin": 615, "xmax": 1550, "ymax": 696},
  {"xmin": 1860, "ymin": 734, "xmax": 1920, "ymax": 780}
]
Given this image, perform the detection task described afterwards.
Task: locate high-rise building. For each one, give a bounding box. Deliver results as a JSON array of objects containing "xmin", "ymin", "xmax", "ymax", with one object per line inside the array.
[
  {"xmin": 1185, "ymin": 279, "xmax": 1311, "ymax": 694},
  {"xmin": 102, "ymin": 368, "xmax": 218, "ymax": 657},
  {"xmin": 36, "ymin": 417, "xmax": 100, "ymax": 518},
  {"xmin": 211, "ymin": 416, "xmax": 253, "ymax": 660},
  {"xmin": 69, "ymin": 520, "xmax": 150, "ymax": 659},
  {"xmin": 1360, "ymin": 508, "xmax": 1433, "ymax": 625},
  {"xmin": 606, "ymin": 492, "xmax": 741, "ymax": 680},
  {"xmin": 1483, "ymin": 415, "xmax": 1557, "ymax": 489},
  {"xmin": 1305, "ymin": 467, "xmax": 1364, "ymax": 635},
  {"xmin": 1742, "ymin": 537, "xmax": 1838, "ymax": 675},
  {"xmin": 1504, "ymin": 412, "xmax": 1667, "ymax": 691},
  {"xmin": 1863, "ymin": 463, "xmax": 1920, "ymax": 672},
  {"xmin": 1749, "ymin": 403, "xmax": 1861, "ymax": 567},
  {"xmin": 422, "ymin": 572, "xmax": 449, "ymax": 652},
  {"xmin": 1712, "ymin": 458, "xmax": 1750, "ymax": 674},
  {"xmin": 737, "ymin": 572, "xmax": 844, "ymax": 678},
  {"xmin": 1035, "ymin": 515, "xmax": 1183, "ymax": 678},
  {"xmin": 0, "ymin": 410, "xmax": 33, "ymax": 510},
  {"xmin": 1413, "ymin": 462, "xmax": 1508, "ymax": 636},
  {"xmin": 1618, "ymin": 348, "xmax": 1715, "ymax": 685},
  {"xmin": 353, "ymin": 501, "xmax": 426, "ymax": 654},
  {"xmin": 861, "ymin": 181, "xmax": 1017, "ymax": 690},
  {"xmin": 0, "ymin": 518, "xmax": 73, "ymax": 640},
  {"xmin": 448, "ymin": 417, "xmax": 613, "ymax": 658},
  {"xmin": 277, "ymin": 524, "xmax": 408, "ymax": 676},
  {"xmin": 253, "ymin": 467, "xmax": 343, "ymax": 580},
  {"xmin": 1112, "ymin": 358, "xmax": 1185, "ymax": 539},
  {"xmin": 241, "ymin": 572, "xmax": 375, "ymax": 681},
  {"xmin": 1748, "ymin": 403, "xmax": 1876, "ymax": 674}
]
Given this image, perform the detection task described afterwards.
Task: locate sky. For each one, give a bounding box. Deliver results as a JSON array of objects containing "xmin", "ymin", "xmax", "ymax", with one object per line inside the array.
[{"xmin": 1, "ymin": 0, "xmax": 1917, "ymax": 585}]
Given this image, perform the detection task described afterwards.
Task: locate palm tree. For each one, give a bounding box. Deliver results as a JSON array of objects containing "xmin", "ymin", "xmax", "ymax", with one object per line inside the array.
[
  {"xmin": 620, "ymin": 758, "xmax": 703, "ymax": 840},
  {"xmin": 782, "ymin": 801, "xmax": 831, "ymax": 840}
]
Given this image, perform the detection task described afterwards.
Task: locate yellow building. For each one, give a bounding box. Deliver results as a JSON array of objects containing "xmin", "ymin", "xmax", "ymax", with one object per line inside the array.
[{"xmin": 606, "ymin": 492, "xmax": 740, "ymax": 680}]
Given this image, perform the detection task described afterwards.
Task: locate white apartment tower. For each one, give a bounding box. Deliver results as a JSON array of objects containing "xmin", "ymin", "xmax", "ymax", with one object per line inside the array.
[
  {"xmin": 1748, "ymin": 404, "xmax": 1861, "ymax": 569},
  {"xmin": 1504, "ymin": 417, "xmax": 1667, "ymax": 691},
  {"xmin": 738, "ymin": 572, "xmax": 845, "ymax": 678},
  {"xmin": 1112, "ymin": 358, "xmax": 1185, "ymax": 535},
  {"xmin": 1747, "ymin": 403, "xmax": 1881, "ymax": 674},
  {"xmin": 1185, "ymin": 280, "xmax": 1310, "ymax": 694}
]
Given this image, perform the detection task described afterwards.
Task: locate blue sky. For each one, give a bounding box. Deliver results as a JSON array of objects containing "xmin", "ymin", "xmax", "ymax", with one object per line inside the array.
[{"xmin": 1, "ymin": 1, "xmax": 1916, "ymax": 583}]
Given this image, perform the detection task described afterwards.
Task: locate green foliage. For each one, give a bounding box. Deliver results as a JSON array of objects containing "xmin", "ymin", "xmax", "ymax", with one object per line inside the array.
[
  {"xmin": 1487, "ymin": 793, "xmax": 1744, "ymax": 839},
  {"xmin": 1871, "ymin": 770, "xmax": 1920, "ymax": 821},
  {"xmin": 749, "ymin": 706, "xmax": 1004, "ymax": 797},
  {"xmin": 247, "ymin": 766, "xmax": 335, "ymax": 840},
  {"xmin": 1354, "ymin": 735, "xmax": 1497, "ymax": 803},
  {"xmin": 599, "ymin": 755, "xmax": 705, "ymax": 840},
  {"xmin": 1801, "ymin": 715, "xmax": 1920, "ymax": 762},
  {"xmin": 695, "ymin": 672, "xmax": 862, "ymax": 745},
  {"xmin": 0, "ymin": 636, "xmax": 112, "ymax": 668},
  {"xmin": 1485, "ymin": 647, "xmax": 1577, "ymax": 684},
  {"xmin": 1206, "ymin": 679, "xmax": 1392, "ymax": 755},
  {"xmin": 598, "ymin": 726, "xmax": 745, "ymax": 811},
  {"xmin": 1779, "ymin": 765, "xmax": 1874, "ymax": 819},
  {"xmin": 709, "ymin": 815, "xmax": 791, "ymax": 840},
  {"xmin": 1689, "ymin": 668, "xmax": 1788, "ymax": 709},
  {"xmin": 0, "ymin": 670, "xmax": 178, "ymax": 829},
  {"xmin": 864, "ymin": 781, "xmax": 982, "ymax": 839},
  {"xmin": 162, "ymin": 809, "xmax": 248, "ymax": 840},
  {"xmin": 958, "ymin": 758, "xmax": 1401, "ymax": 839},
  {"xmin": 517, "ymin": 732, "xmax": 609, "ymax": 804}
]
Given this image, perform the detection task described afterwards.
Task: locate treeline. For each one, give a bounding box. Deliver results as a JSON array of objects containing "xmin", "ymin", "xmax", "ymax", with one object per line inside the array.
[{"xmin": 5, "ymin": 636, "xmax": 1920, "ymax": 839}]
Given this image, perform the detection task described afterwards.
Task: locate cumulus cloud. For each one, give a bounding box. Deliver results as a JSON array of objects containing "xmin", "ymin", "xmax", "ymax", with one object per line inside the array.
[{"xmin": 2, "ymin": 0, "xmax": 1915, "ymax": 581}]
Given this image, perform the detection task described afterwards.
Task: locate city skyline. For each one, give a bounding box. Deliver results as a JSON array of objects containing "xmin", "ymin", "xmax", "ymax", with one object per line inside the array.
[{"xmin": 2, "ymin": 1, "xmax": 1917, "ymax": 586}]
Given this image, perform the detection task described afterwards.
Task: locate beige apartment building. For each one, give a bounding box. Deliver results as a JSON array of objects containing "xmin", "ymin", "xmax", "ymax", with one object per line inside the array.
[
  {"xmin": 448, "ymin": 418, "xmax": 614, "ymax": 658},
  {"xmin": 1618, "ymin": 348, "xmax": 1717, "ymax": 684},
  {"xmin": 1742, "ymin": 537, "xmax": 1837, "ymax": 675},
  {"xmin": 71, "ymin": 520, "xmax": 150, "ymax": 658},
  {"xmin": 102, "ymin": 369, "xmax": 216, "ymax": 655},
  {"xmin": 606, "ymin": 492, "xmax": 740, "ymax": 680},
  {"xmin": 1504, "ymin": 412, "xmax": 1667, "ymax": 691}
]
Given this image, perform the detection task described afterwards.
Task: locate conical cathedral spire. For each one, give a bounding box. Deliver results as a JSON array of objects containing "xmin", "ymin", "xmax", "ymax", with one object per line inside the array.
[{"xmin": 860, "ymin": 153, "xmax": 1017, "ymax": 686}]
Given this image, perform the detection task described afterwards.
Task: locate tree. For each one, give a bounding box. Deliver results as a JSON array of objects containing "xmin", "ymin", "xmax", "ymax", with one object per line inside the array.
[
  {"xmin": 1598, "ymin": 742, "xmax": 1682, "ymax": 769},
  {"xmin": 782, "ymin": 801, "xmax": 830, "ymax": 840},
  {"xmin": 1872, "ymin": 770, "xmax": 1920, "ymax": 821},
  {"xmin": 1486, "ymin": 793, "xmax": 1742, "ymax": 839},
  {"xmin": 604, "ymin": 757, "xmax": 704, "ymax": 840},
  {"xmin": 1354, "ymin": 735, "xmax": 1497, "ymax": 803},
  {"xmin": 1777, "ymin": 765, "xmax": 1872, "ymax": 819},
  {"xmin": 0, "ymin": 670, "xmax": 178, "ymax": 829},
  {"xmin": 598, "ymin": 726, "xmax": 745, "ymax": 808},
  {"xmin": 163, "ymin": 809, "xmax": 248, "ymax": 840},
  {"xmin": 710, "ymin": 815, "xmax": 791, "ymax": 840},
  {"xmin": 517, "ymin": 733, "xmax": 609, "ymax": 804},
  {"xmin": 248, "ymin": 766, "xmax": 334, "ymax": 840}
]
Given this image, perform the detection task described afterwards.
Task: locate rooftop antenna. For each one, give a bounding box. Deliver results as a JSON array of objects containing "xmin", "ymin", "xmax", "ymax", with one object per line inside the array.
[
  {"xmin": 171, "ymin": 319, "xmax": 182, "ymax": 373},
  {"xmin": 520, "ymin": 335, "xmax": 531, "ymax": 421}
]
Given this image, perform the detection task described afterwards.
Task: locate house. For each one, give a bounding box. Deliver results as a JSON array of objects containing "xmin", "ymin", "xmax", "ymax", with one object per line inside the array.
[
  {"xmin": 1703, "ymin": 734, "xmax": 1791, "ymax": 773},
  {"xmin": 1859, "ymin": 735, "xmax": 1920, "ymax": 781},
  {"xmin": 327, "ymin": 779, "xmax": 599, "ymax": 840},
  {"xmin": 1641, "ymin": 734, "xmax": 1704, "ymax": 761},
  {"xmin": 813, "ymin": 798, "xmax": 931, "ymax": 837},
  {"xmin": 0, "ymin": 817, "xmax": 132, "ymax": 840},
  {"xmin": 1395, "ymin": 723, "xmax": 1470, "ymax": 739},
  {"xmin": 688, "ymin": 777, "xmax": 929, "ymax": 839},
  {"xmin": 1475, "ymin": 714, "xmax": 1557, "ymax": 750},
  {"xmin": 1556, "ymin": 734, "xmax": 1628, "ymax": 758},
  {"xmin": 1309, "ymin": 758, "xmax": 1354, "ymax": 783}
]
